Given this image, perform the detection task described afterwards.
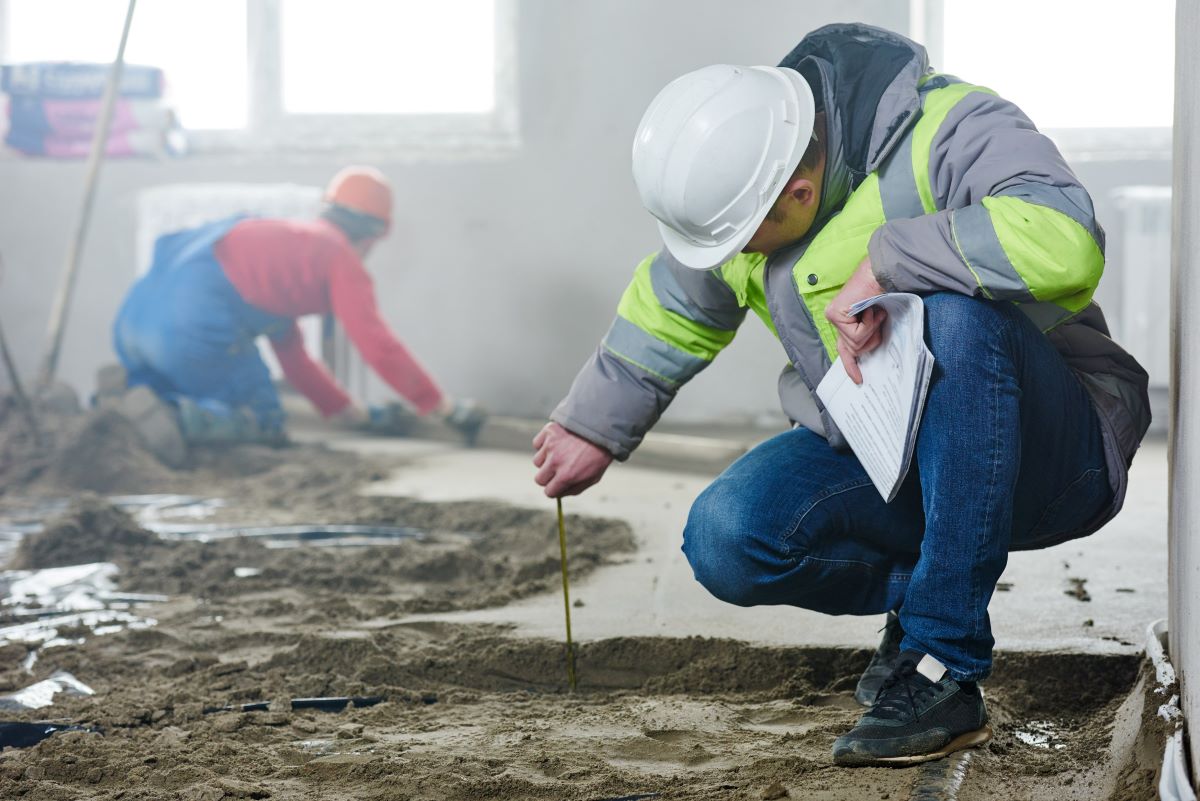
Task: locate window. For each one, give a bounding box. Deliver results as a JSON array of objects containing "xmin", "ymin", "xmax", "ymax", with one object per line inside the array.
[
  {"xmin": 280, "ymin": 0, "xmax": 496, "ymax": 115},
  {"xmin": 2, "ymin": 0, "xmax": 248, "ymax": 130},
  {"xmin": 0, "ymin": 0, "xmax": 517, "ymax": 155},
  {"xmin": 920, "ymin": 0, "xmax": 1174, "ymax": 159}
]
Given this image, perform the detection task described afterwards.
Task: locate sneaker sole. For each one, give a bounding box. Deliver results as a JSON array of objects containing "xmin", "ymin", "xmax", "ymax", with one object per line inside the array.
[{"xmin": 836, "ymin": 724, "xmax": 993, "ymax": 767}]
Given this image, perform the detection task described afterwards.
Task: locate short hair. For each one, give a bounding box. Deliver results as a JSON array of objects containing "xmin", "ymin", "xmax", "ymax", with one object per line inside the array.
[
  {"xmin": 321, "ymin": 203, "xmax": 388, "ymax": 245},
  {"xmin": 763, "ymin": 112, "xmax": 828, "ymax": 224},
  {"xmin": 796, "ymin": 111, "xmax": 827, "ymax": 176}
]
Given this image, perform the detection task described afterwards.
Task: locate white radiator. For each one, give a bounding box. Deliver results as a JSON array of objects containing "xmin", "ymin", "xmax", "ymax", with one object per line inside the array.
[
  {"xmin": 1112, "ymin": 186, "xmax": 1172, "ymax": 390},
  {"xmin": 133, "ymin": 183, "xmax": 324, "ymax": 380}
]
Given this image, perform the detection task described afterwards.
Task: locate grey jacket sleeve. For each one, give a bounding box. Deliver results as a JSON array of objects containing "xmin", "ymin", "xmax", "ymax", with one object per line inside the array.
[
  {"xmin": 867, "ymin": 90, "xmax": 1104, "ymax": 299},
  {"xmin": 549, "ymin": 343, "xmax": 675, "ymax": 461},
  {"xmin": 550, "ymin": 250, "xmax": 746, "ymax": 460}
]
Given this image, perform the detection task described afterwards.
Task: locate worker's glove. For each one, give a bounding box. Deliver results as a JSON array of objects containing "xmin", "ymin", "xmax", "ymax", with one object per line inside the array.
[
  {"xmin": 444, "ymin": 398, "xmax": 488, "ymax": 446},
  {"xmin": 366, "ymin": 402, "xmax": 419, "ymax": 435}
]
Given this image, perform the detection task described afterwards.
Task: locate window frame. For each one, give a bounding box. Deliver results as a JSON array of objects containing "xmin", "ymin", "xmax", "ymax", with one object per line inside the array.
[
  {"xmin": 0, "ymin": 0, "xmax": 520, "ymax": 158},
  {"xmin": 909, "ymin": 0, "xmax": 1171, "ymax": 162}
]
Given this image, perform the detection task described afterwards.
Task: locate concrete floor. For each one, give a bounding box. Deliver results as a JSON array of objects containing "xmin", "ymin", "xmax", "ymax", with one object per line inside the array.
[{"xmin": 301, "ymin": 426, "xmax": 1168, "ymax": 658}]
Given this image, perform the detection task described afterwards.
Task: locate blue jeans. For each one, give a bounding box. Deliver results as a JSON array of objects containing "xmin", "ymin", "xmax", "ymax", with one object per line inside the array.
[
  {"xmin": 113, "ymin": 217, "xmax": 291, "ymax": 432},
  {"xmin": 681, "ymin": 293, "xmax": 1112, "ymax": 681}
]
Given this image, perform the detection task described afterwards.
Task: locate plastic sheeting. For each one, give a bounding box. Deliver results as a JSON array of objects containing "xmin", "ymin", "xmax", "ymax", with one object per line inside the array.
[
  {"xmin": 0, "ymin": 561, "xmax": 161, "ymax": 662},
  {"xmin": 0, "ymin": 670, "xmax": 94, "ymax": 711}
]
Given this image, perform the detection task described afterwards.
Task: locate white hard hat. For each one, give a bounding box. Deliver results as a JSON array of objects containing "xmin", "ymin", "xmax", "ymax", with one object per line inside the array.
[{"xmin": 632, "ymin": 64, "xmax": 815, "ymax": 271}]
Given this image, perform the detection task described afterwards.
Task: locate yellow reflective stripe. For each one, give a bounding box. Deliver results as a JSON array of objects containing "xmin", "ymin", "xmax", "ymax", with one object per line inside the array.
[
  {"xmin": 792, "ymin": 173, "xmax": 887, "ymax": 359},
  {"xmin": 982, "ymin": 196, "xmax": 1102, "ymax": 311},
  {"xmin": 948, "ymin": 203, "xmax": 1036, "ymax": 302},
  {"xmin": 616, "ymin": 256, "xmax": 737, "ymax": 361},
  {"xmin": 602, "ymin": 316, "xmax": 709, "ymax": 385},
  {"xmin": 911, "ymin": 82, "xmax": 997, "ymax": 214},
  {"xmin": 717, "ymin": 253, "xmax": 777, "ymax": 336}
]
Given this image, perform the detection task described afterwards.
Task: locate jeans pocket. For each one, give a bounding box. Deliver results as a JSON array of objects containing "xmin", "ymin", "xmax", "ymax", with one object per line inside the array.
[{"xmin": 1025, "ymin": 467, "xmax": 1111, "ymax": 545}]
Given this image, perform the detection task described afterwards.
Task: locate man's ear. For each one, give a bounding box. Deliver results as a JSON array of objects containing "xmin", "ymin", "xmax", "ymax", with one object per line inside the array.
[{"xmin": 781, "ymin": 174, "xmax": 818, "ymax": 208}]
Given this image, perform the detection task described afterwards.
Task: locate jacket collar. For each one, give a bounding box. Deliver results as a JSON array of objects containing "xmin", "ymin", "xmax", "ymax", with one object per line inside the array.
[{"xmin": 778, "ymin": 23, "xmax": 931, "ymax": 225}]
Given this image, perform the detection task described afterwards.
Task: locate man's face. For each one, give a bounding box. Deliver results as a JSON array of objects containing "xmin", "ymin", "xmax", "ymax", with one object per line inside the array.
[{"xmin": 742, "ymin": 163, "xmax": 824, "ymax": 257}]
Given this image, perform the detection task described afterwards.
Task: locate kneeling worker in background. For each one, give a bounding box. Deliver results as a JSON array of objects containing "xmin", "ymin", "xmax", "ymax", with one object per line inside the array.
[{"xmin": 111, "ymin": 166, "xmax": 485, "ymax": 459}]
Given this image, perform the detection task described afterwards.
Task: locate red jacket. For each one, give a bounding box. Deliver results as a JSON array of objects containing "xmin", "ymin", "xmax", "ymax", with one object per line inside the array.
[{"xmin": 214, "ymin": 218, "xmax": 443, "ymax": 416}]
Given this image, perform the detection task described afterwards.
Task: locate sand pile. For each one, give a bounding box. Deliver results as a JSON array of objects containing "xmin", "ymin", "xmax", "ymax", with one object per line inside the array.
[
  {"xmin": 40, "ymin": 409, "xmax": 174, "ymax": 494},
  {"xmin": 0, "ymin": 389, "xmax": 178, "ymax": 494},
  {"xmin": 8, "ymin": 496, "xmax": 157, "ymax": 570},
  {"xmin": 8, "ymin": 494, "xmax": 635, "ymax": 611},
  {"xmin": 0, "ymin": 394, "xmax": 385, "ymax": 505}
]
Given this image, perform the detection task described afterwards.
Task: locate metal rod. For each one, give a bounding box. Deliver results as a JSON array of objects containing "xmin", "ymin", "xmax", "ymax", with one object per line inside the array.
[
  {"xmin": 0, "ymin": 256, "xmax": 43, "ymax": 447},
  {"xmin": 556, "ymin": 497, "xmax": 577, "ymax": 691},
  {"xmin": 0, "ymin": 319, "xmax": 42, "ymax": 448},
  {"xmin": 36, "ymin": 0, "xmax": 138, "ymax": 389}
]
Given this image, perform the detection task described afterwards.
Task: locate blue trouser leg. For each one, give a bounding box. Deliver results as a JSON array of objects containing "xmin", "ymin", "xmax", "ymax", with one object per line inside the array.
[
  {"xmin": 681, "ymin": 292, "xmax": 1111, "ymax": 681},
  {"xmin": 901, "ymin": 293, "xmax": 1110, "ymax": 679},
  {"xmin": 112, "ymin": 219, "xmax": 289, "ymax": 434},
  {"xmin": 115, "ymin": 285, "xmax": 284, "ymax": 432},
  {"xmin": 681, "ymin": 426, "xmax": 925, "ymax": 616}
]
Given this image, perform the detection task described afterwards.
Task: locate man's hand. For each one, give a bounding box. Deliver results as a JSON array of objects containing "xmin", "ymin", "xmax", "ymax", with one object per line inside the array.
[
  {"xmin": 825, "ymin": 257, "xmax": 887, "ymax": 384},
  {"xmin": 532, "ymin": 422, "xmax": 614, "ymax": 498}
]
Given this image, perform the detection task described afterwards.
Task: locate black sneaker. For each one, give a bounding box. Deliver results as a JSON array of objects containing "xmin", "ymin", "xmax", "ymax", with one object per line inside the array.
[
  {"xmin": 854, "ymin": 611, "xmax": 904, "ymax": 706},
  {"xmin": 832, "ymin": 651, "xmax": 992, "ymax": 766}
]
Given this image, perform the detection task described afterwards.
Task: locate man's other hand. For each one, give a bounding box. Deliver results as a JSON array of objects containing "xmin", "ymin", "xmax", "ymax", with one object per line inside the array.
[
  {"xmin": 532, "ymin": 422, "xmax": 614, "ymax": 498},
  {"xmin": 826, "ymin": 257, "xmax": 887, "ymax": 385}
]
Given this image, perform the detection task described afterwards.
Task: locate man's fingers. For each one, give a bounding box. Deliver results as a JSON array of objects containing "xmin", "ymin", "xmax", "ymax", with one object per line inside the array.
[
  {"xmin": 544, "ymin": 473, "xmax": 576, "ymax": 499},
  {"xmin": 532, "ymin": 445, "xmax": 548, "ymax": 468},
  {"xmin": 555, "ymin": 480, "xmax": 582, "ymax": 498},
  {"xmin": 557, "ymin": 471, "xmax": 604, "ymax": 499},
  {"xmin": 842, "ymin": 325, "xmax": 872, "ymax": 349},
  {"xmin": 532, "ymin": 427, "xmax": 549, "ymax": 450},
  {"xmin": 847, "ymin": 357, "xmax": 863, "ymax": 385},
  {"xmin": 534, "ymin": 460, "xmax": 556, "ymax": 487},
  {"xmin": 851, "ymin": 308, "xmax": 884, "ymax": 339},
  {"xmin": 838, "ymin": 339, "xmax": 863, "ymax": 384},
  {"xmin": 830, "ymin": 307, "xmax": 886, "ymax": 338}
]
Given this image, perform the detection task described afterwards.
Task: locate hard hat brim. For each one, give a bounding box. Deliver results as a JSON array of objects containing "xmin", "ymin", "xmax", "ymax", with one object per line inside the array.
[{"xmin": 660, "ymin": 67, "xmax": 815, "ymax": 271}]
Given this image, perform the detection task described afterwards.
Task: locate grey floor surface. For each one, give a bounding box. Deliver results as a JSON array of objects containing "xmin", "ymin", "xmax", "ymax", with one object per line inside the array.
[{"xmin": 296, "ymin": 424, "xmax": 1168, "ymax": 658}]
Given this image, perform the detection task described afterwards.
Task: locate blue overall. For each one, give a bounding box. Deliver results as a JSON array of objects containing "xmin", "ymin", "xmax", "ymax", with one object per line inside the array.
[{"xmin": 112, "ymin": 217, "xmax": 292, "ymax": 432}]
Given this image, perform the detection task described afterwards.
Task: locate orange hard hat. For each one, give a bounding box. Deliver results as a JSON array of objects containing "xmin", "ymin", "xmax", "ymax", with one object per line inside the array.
[{"xmin": 324, "ymin": 166, "xmax": 393, "ymax": 230}]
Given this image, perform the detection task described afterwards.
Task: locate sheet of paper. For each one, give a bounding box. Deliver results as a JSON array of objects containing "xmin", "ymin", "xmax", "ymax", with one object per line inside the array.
[{"xmin": 816, "ymin": 293, "xmax": 933, "ymax": 502}]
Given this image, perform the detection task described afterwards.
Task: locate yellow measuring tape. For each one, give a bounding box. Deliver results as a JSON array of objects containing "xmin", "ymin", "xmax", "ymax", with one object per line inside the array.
[{"xmin": 556, "ymin": 497, "xmax": 578, "ymax": 691}]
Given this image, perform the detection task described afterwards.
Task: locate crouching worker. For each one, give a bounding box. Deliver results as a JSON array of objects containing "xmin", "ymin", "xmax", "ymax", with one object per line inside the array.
[
  {"xmin": 112, "ymin": 166, "xmax": 485, "ymax": 460},
  {"xmin": 533, "ymin": 25, "xmax": 1151, "ymax": 767}
]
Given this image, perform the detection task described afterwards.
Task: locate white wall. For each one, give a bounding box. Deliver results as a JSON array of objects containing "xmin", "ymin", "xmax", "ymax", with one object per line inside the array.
[
  {"xmin": 1169, "ymin": 0, "xmax": 1200, "ymax": 785},
  {"xmin": 0, "ymin": 1, "xmax": 1168, "ymax": 427},
  {"xmin": 0, "ymin": 0, "xmax": 908, "ymax": 422}
]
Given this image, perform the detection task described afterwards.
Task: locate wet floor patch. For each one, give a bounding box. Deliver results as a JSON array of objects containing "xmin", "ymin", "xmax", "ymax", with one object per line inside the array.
[
  {"xmin": 0, "ymin": 494, "xmax": 427, "ymax": 556},
  {"xmin": 1, "ymin": 495, "xmax": 635, "ymax": 611}
]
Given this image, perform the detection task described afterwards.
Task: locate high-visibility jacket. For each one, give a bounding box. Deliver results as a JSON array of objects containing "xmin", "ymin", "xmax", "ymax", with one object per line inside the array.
[{"xmin": 552, "ymin": 23, "xmax": 1150, "ymax": 518}]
